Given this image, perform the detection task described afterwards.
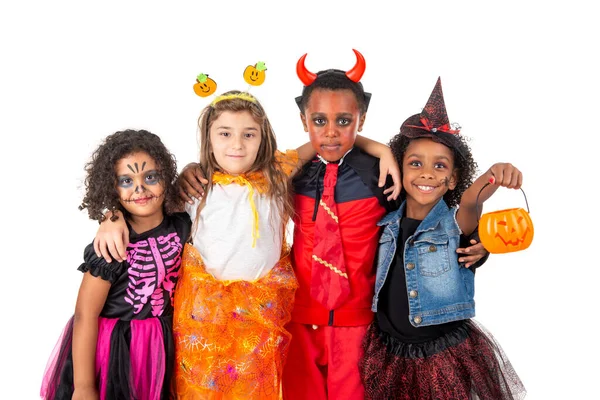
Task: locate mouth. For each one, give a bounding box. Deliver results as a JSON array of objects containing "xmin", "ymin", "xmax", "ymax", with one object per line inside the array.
[
  {"xmin": 126, "ymin": 196, "xmax": 155, "ymax": 205},
  {"xmin": 227, "ymin": 155, "xmax": 245, "ymax": 159},
  {"xmin": 415, "ymin": 185, "xmax": 437, "ymax": 193},
  {"xmin": 320, "ymin": 143, "xmax": 341, "ymax": 151}
]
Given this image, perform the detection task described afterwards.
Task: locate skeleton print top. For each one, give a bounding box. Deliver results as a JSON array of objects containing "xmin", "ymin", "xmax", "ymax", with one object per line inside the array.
[{"xmin": 78, "ymin": 212, "xmax": 191, "ymax": 320}]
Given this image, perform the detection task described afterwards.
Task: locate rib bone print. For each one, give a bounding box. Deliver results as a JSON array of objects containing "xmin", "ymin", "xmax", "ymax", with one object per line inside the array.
[{"xmin": 125, "ymin": 232, "xmax": 183, "ymax": 316}]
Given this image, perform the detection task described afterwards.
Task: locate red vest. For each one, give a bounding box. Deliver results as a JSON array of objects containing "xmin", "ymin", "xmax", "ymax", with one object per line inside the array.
[{"xmin": 291, "ymin": 150, "xmax": 388, "ymax": 326}]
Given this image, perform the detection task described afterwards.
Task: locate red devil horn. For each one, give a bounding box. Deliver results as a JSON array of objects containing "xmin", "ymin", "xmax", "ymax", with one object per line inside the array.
[
  {"xmin": 345, "ymin": 49, "xmax": 366, "ymax": 83},
  {"xmin": 296, "ymin": 53, "xmax": 317, "ymax": 86}
]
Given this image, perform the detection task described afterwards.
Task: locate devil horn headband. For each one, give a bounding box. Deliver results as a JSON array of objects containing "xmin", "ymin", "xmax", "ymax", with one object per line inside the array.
[{"xmin": 296, "ymin": 49, "xmax": 366, "ymax": 86}]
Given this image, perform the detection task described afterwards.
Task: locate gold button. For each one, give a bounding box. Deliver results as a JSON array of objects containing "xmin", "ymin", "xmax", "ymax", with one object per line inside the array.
[
  {"xmin": 406, "ymin": 263, "xmax": 415, "ymax": 270},
  {"xmin": 409, "ymin": 290, "xmax": 418, "ymax": 298},
  {"xmin": 312, "ymin": 324, "xmax": 318, "ymax": 330},
  {"xmin": 413, "ymin": 316, "xmax": 422, "ymax": 324},
  {"xmin": 429, "ymin": 245, "xmax": 437, "ymax": 252}
]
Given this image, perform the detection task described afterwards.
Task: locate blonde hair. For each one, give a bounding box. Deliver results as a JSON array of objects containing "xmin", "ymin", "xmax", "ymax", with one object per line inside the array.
[{"xmin": 194, "ymin": 90, "xmax": 294, "ymax": 231}]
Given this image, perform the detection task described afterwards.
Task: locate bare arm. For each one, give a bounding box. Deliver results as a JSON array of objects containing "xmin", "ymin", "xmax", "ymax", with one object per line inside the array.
[
  {"xmin": 71, "ymin": 272, "xmax": 111, "ymax": 399},
  {"xmin": 456, "ymin": 162, "xmax": 523, "ymax": 236},
  {"xmin": 291, "ymin": 141, "xmax": 317, "ymax": 178},
  {"xmin": 94, "ymin": 211, "xmax": 129, "ymax": 263},
  {"xmin": 354, "ymin": 135, "xmax": 402, "ymax": 200}
]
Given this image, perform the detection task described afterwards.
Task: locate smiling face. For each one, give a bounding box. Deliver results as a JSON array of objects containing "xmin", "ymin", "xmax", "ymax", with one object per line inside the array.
[
  {"xmin": 209, "ymin": 110, "xmax": 262, "ymax": 175},
  {"xmin": 115, "ymin": 151, "xmax": 165, "ymax": 221},
  {"xmin": 301, "ymin": 88, "xmax": 365, "ymax": 162},
  {"xmin": 402, "ymin": 138, "xmax": 457, "ymax": 219},
  {"xmin": 243, "ymin": 65, "xmax": 266, "ymax": 86},
  {"xmin": 193, "ymin": 76, "xmax": 217, "ymax": 97}
]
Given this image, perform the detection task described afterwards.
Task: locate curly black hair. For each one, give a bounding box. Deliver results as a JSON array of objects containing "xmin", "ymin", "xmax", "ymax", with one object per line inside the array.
[
  {"xmin": 79, "ymin": 129, "xmax": 179, "ymax": 222},
  {"xmin": 389, "ymin": 115, "xmax": 478, "ymax": 208}
]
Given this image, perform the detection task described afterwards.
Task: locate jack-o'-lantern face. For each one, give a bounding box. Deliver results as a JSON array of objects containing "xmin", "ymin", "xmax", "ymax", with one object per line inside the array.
[
  {"xmin": 243, "ymin": 62, "xmax": 267, "ymax": 86},
  {"xmin": 193, "ymin": 73, "xmax": 217, "ymax": 97},
  {"xmin": 479, "ymin": 207, "xmax": 534, "ymax": 254}
]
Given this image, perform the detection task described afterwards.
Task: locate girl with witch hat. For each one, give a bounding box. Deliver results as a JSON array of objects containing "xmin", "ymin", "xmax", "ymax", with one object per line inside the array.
[{"xmin": 359, "ymin": 78, "xmax": 527, "ymax": 399}]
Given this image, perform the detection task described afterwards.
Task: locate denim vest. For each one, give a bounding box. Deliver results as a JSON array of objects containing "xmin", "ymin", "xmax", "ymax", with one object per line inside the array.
[{"xmin": 371, "ymin": 199, "xmax": 475, "ymax": 327}]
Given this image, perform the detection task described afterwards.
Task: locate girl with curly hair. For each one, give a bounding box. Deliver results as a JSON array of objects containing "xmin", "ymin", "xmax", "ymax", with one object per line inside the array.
[
  {"xmin": 41, "ymin": 129, "xmax": 191, "ymax": 400},
  {"xmin": 359, "ymin": 78, "xmax": 527, "ymax": 399}
]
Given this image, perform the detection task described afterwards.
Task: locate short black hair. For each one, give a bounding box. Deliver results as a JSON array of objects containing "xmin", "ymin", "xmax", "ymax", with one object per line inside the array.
[{"xmin": 296, "ymin": 69, "xmax": 370, "ymax": 115}]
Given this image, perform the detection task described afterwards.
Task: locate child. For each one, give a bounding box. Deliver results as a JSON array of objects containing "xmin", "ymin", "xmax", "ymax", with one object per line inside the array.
[
  {"xmin": 172, "ymin": 90, "xmax": 310, "ymax": 399},
  {"xmin": 40, "ymin": 129, "xmax": 191, "ymax": 400},
  {"xmin": 359, "ymin": 78, "xmax": 527, "ymax": 399},
  {"xmin": 282, "ymin": 51, "xmax": 489, "ymax": 400}
]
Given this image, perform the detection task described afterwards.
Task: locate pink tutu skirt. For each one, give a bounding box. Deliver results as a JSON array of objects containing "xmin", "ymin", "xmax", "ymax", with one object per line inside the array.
[{"xmin": 40, "ymin": 315, "xmax": 173, "ymax": 400}]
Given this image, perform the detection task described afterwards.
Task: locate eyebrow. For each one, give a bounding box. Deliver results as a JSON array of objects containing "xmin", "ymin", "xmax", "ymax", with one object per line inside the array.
[
  {"xmin": 214, "ymin": 125, "xmax": 259, "ymax": 131},
  {"xmin": 309, "ymin": 112, "xmax": 353, "ymax": 118},
  {"xmin": 406, "ymin": 153, "xmax": 452, "ymax": 162}
]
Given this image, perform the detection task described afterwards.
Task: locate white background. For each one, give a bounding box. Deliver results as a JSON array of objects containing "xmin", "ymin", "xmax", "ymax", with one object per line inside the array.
[{"xmin": 1, "ymin": 1, "xmax": 598, "ymax": 399}]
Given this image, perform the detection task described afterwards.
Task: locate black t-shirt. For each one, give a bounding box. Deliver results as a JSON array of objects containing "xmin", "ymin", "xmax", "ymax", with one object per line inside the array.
[
  {"xmin": 377, "ymin": 216, "xmax": 466, "ymax": 343},
  {"xmin": 78, "ymin": 212, "xmax": 191, "ymax": 320}
]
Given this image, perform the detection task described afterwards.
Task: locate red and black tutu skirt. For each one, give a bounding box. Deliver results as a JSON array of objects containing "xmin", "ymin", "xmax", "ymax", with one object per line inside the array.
[{"xmin": 359, "ymin": 319, "xmax": 526, "ymax": 400}]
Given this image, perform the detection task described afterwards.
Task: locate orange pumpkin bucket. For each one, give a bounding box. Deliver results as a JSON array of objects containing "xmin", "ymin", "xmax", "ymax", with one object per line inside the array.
[{"xmin": 476, "ymin": 183, "xmax": 534, "ymax": 254}]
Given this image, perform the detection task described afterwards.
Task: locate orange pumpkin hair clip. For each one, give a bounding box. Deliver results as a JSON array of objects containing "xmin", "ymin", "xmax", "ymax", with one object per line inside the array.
[{"xmin": 193, "ymin": 73, "xmax": 218, "ymax": 98}]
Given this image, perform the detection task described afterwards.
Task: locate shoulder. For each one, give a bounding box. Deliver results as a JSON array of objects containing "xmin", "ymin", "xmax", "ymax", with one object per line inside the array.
[
  {"xmin": 166, "ymin": 212, "xmax": 192, "ymax": 243},
  {"xmin": 77, "ymin": 242, "xmax": 126, "ymax": 283},
  {"xmin": 275, "ymin": 149, "xmax": 299, "ymax": 177}
]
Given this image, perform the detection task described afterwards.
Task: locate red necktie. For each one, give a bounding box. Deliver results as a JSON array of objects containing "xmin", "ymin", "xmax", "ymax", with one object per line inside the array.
[{"xmin": 310, "ymin": 162, "xmax": 351, "ymax": 310}]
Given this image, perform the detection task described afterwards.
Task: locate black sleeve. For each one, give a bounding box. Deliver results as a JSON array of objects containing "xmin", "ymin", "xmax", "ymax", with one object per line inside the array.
[{"xmin": 77, "ymin": 243, "xmax": 126, "ymax": 283}]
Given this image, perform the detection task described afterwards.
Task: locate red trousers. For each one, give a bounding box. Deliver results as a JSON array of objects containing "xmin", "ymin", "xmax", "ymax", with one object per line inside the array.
[{"xmin": 282, "ymin": 322, "xmax": 368, "ymax": 400}]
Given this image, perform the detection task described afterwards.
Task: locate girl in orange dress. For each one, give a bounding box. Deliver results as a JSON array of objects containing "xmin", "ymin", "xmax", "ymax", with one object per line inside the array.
[{"xmin": 173, "ymin": 90, "xmax": 310, "ymax": 399}]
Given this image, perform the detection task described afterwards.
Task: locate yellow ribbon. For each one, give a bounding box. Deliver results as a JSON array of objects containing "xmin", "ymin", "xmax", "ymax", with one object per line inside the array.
[{"xmin": 212, "ymin": 172, "xmax": 266, "ymax": 248}]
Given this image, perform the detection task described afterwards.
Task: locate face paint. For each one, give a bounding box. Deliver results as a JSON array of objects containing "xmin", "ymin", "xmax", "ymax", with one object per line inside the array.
[
  {"xmin": 114, "ymin": 152, "xmax": 166, "ymax": 220},
  {"xmin": 118, "ymin": 176, "xmax": 134, "ymax": 188}
]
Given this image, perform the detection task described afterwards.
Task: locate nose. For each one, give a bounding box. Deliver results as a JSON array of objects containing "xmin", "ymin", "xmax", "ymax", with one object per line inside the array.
[
  {"xmin": 324, "ymin": 123, "xmax": 338, "ymax": 138},
  {"xmin": 231, "ymin": 134, "xmax": 243, "ymax": 150},
  {"xmin": 420, "ymin": 165, "xmax": 435, "ymax": 179}
]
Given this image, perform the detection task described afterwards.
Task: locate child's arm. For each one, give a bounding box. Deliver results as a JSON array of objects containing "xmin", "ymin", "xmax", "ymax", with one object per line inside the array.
[
  {"xmin": 94, "ymin": 211, "xmax": 129, "ymax": 263},
  {"xmin": 456, "ymin": 163, "xmax": 523, "ymax": 236},
  {"xmin": 295, "ymin": 141, "xmax": 316, "ymax": 173},
  {"xmin": 354, "ymin": 135, "xmax": 402, "ymax": 200},
  {"xmin": 71, "ymin": 272, "xmax": 111, "ymax": 398},
  {"xmin": 457, "ymin": 238, "xmax": 488, "ymax": 268},
  {"xmin": 178, "ymin": 163, "xmax": 208, "ymax": 205}
]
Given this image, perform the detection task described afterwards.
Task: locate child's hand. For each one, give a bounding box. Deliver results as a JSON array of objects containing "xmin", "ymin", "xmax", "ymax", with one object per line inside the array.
[
  {"xmin": 487, "ymin": 163, "xmax": 523, "ymax": 189},
  {"xmin": 178, "ymin": 162, "xmax": 208, "ymax": 204},
  {"xmin": 378, "ymin": 147, "xmax": 402, "ymax": 201},
  {"xmin": 94, "ymin": 211, "xmax": 129, "ymax": 263},
  {"xmin": 457, "ymin": 239, "xmax": 489, "ymax": 268}
]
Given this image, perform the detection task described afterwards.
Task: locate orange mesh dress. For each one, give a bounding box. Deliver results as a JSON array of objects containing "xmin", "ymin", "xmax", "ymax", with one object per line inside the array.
[{"xmin": 173, "ymin": 151, "xmax": 299, "ymax": 399}]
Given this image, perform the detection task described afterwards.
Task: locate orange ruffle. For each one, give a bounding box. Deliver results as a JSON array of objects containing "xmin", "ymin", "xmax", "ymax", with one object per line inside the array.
[{"xmin": 173, "ymin": 244, "xmax": 297, "ymax": 399}]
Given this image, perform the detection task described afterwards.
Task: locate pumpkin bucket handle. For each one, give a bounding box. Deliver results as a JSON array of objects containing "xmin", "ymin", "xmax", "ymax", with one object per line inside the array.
[{"xmin": 475, "ymin": 183, "xmax": 530, "ymax": 219}]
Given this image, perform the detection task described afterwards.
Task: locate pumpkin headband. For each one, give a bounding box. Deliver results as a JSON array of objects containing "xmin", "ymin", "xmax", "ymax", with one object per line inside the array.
[
  {"xmin": 193, "ymin": 61, "xmax": 267, "ymax": 106},
  {"xmin": 211, "ymin": 92, "xmax": 257, "ymax": 106},
  {"xmin": 401, "ymin": 77, "xmax": 465, "ymax": 158},
  {"xmin": 294, "ymin": 49, "xmax": 372, "ymax": 111}
]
